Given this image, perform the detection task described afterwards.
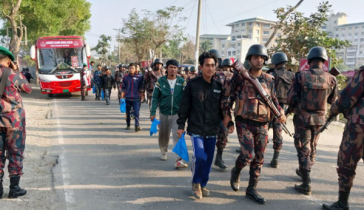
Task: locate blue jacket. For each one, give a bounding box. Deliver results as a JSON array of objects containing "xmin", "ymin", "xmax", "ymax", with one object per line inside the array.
[
  {"xmin": 93, "ymin": 70, "xmax": 102, "ymax": 85},
  {"xmin": 122, "ymin": 74, "xmax": 144, "ymax": 100}
]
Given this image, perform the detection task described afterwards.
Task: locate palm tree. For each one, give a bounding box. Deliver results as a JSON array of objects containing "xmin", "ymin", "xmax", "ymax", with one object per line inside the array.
[{"xmin": 200, "ymin": 40, "xmax": 213, "ymax": 52}]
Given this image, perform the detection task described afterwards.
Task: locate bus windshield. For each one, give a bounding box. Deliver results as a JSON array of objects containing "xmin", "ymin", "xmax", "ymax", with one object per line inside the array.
[{"xmin": 38, "ymin": 48, "xmax": 84, "ymax": 74}]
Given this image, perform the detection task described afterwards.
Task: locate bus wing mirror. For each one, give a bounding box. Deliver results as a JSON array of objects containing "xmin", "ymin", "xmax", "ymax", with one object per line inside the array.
[
  {"xmin": 30, "ymin": 45, "xmax": 36, "ymax": 61},
  {"xmin": 85, "ymin": 44, "xmax": 91, "ymax": 58}
]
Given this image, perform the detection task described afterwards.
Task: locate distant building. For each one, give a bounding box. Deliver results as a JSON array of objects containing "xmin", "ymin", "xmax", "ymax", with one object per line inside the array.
[
  {"xmin": 200, "ymin": 16, "xmax": 281, "ymax": 61},
  {"xmin": 323, "ymin": 13, "xmax": 364, "ymax": 69}
]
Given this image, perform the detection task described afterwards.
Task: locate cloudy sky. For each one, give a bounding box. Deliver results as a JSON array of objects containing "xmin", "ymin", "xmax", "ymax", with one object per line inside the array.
[{"xmin": 85, "ymin": 0, "xmax": 364, "ymax": 48}]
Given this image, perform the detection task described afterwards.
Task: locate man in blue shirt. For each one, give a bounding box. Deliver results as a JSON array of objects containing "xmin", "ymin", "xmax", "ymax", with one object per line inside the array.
[{"xmin": 121, "ymin": 63, "xmax": 145, "ymax": 132}]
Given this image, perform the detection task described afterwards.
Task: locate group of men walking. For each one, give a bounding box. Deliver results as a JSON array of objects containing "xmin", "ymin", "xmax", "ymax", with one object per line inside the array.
[
  {"xmin": 130, "ymin": 44, "xmax": 361, "ymax": 210},
  {"xmin": 77, "ymin": 43, "xmax": 362, "ymax": 209}
]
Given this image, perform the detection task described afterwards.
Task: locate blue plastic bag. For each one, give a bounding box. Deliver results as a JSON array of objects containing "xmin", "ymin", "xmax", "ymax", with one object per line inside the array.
[
  {"xmin": 101, "ymin": 89, "xmax": 104, "ymax": 100},
  {"xmin": 172, "ymin": 132, "xmax": 189, "ymax": 162},
  {"xmin": 149, "ymin": 118, "xmax": 160, "ymax": 136},
  {"xmin": 92, "ymin": 86, "xmax": 95, "ymax": 94},
  {"xmin": 120, "ymin": 99, "xmax": 126, "ymax": 113}
]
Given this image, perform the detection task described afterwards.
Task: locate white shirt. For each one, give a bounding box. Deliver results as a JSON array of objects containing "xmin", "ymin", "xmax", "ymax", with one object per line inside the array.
[{"xmin": 167, "ymin": 78, "xmax": 177, "ymax": 94}]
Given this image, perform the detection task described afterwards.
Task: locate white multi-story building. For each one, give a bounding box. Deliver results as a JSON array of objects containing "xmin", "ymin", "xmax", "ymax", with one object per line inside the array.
[
  {"xmin": 200, "ymin": 17, "xmax": 281, "ymax": 61},
  {"xmin": 323, "ymin": 13, "xmax": 364, "ymax": 69}
]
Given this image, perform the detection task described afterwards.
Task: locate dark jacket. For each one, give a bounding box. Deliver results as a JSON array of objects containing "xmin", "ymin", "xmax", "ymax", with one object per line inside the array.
[
  {"xmin": 93, "ymin": 70, "xmax": 102, "ymax": 86},
  {"xmin": 177, "ymin": 76, "xmax": 223, "ymax": 136},
  {"xmin": 121, "ymin": 73, "xmax": 144, "ymax": 100},
  {"xmin": 102, "ymin": 74, "xmax": 114, "ymax": 89}
]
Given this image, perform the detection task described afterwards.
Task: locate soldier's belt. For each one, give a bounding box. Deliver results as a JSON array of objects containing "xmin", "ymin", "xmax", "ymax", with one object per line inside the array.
[{"xmin": 235, "ymin": 116, "xmax": 267, "ymax": 127}]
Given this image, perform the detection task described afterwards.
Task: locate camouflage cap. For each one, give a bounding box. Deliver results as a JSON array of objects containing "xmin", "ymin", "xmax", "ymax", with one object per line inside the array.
[{"xmin": 0, "ymin": 46, "xmax": 15, "ymax": 61}]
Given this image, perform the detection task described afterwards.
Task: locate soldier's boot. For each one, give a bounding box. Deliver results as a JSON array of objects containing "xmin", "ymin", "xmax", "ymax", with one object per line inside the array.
[
  {"xmin": 270, "ymin": 151, "xmax": 280, "ymax": 168},
  {"xmin": 296, "ymin": 168, "xmax": 302, "ymax": 178},
  {"xmin": 246, "ymin": 178, "xmax": 266, "ymax": 204},
  {"xmin": 322, "ymin": 191, "xmax": 350, "ymax": 210},
  {"xmin": 135, "ymin": 126, "xmax": 142, "ymax": 132},
  {"xmin": 294, "ymin": 171, "xmax": 311, "ymax": 195},
  {"xmin": 214, "ymin": 149, "xmax": 227, "ymax": 170},
  {"xmin": 0, "ymin": 173, "xmax": 3, "ymax": 199},
  {"xmin": 8, "ymin": 176, "xmax": 27, "ymax": 199},
  {"xmin": 230, "ymin": 167, "xmax": 242, "ymax": 191}
]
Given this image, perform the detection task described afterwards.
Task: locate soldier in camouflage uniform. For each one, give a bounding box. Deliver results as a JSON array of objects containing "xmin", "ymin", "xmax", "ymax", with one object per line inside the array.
[
  {"xmin": 322, "ymin": 66, "xmax": 364, "ymax": 210},
  {"xmin": 287, "ymin": 46, "xmax": 337, "ymax": 195},
  {"xmin": 144, "ymin": 58, "xmax": 165, "ymax": 109},
  {"xmin": 214, "ymin": 58, "xmax": 234, "ymax": 170},
  {"xmin": 80, "ymin": 63, "xmax": 88, "ymax": 101},
  {"xmin": 114, "ymin": 64, "xmax": 126, "ymax": 102},
  {"xmin": 187, "ymin": 66, "xmax": 198, "ymax": 82},
  {"xmin": 269, "ymin": 52, "xmax": 295, "ymax": 168},
  {"xmin": 222, "ymin": 44, "xmax": 286, "ymax": 204},
  {"xmin": 0, "ymin": 47, "xmax": 32, "ymax": 198}
]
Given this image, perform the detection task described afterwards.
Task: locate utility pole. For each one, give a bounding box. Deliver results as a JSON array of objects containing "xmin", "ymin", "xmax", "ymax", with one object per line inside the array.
[
  {"xmin": 113, "ymin": 28, "xmax": 121, "ymax": 63},
  {"xmin": 194, "ymin": 0, "xmax": 202, "ymax": 69}
]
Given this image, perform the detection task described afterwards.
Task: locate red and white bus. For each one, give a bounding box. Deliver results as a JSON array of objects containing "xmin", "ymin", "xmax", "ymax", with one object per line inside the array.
[{"xmin": 30, "ymin": 36, "xmax": 91, "ymax": 97}]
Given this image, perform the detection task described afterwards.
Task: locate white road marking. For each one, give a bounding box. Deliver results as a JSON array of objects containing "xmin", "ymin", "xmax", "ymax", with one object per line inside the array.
[{"xmin": 54, "ymin": 99, "xmax": 75, "ymax": 209}]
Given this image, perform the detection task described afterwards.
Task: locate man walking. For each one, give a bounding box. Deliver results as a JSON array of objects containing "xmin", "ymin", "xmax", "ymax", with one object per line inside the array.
[
  {"xmin": 121, "ymin": 63, "xmax": 144, "ymax": 132},
  {"xmin": 93, "ymin": 64, "xmax": 102, "ymax": 100},
  {"xmin": 150, "ymin": 59, "xmax": 187, "ymax": 168},
  {"xmin": 144, "ymin": 59, "xmax": 165, "ymax": 109},
  {"xmin": 102, "ymin": 67, "xmax": 114, "ymax": 105},
  {"xmin": 322, "ymin": 66, "xmax": 364, "ymax": 210},
  {"xmin": 0, "ymin": 46, "xmax": 32, "ymax": 198},
  {"xmin": 80, "ymin": 63, "xmax": 89, "ymax": 101},
  {"xmin": 114, "ymin": 64, "xmax": 125, "ymax": 102},
  {"xmin": 223, "ymin": 44, "xmax": 286, "ymax": 204},
  {"xmin": 214, "ymin": 58, "xmax": 234, "ymax": 170},
  {"xmin": 269, "ymin": 52, "xmax": 294, "ymax": 168},
  {"xmin": 287, "ymin": 46, "xmax": 337, "ymax": 195},
  {"xmin": 177, "ymin": 52, "xmax": 223, "ymax": 200}
]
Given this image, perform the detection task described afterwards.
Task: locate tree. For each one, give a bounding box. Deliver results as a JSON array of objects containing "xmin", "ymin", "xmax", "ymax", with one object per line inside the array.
[
  {"xmin": 269, "ymin": 1, "xmax": 350, "ymax": 67},
  {"xmin": 121, "ymin": 7, "xmax": 186, "ymax": 63},
  {"xmin": 180, "ymin": 37, "xmax": 195, "ymax": 64},
  {"xmin": 265, "ymin": 0, "xmax": 304, "ymax": 47},
  {"xmin": 200, "ymin": 40, "xmax": 213, "ymax": 52},
  {"xmin": 0, "ymin": 0, "xmax": 91, "ymax": 59},
  {"xmin": 1, "ymin": 0, "xmax": 23, "ymax": 60},
  {"xmin": 121, "ymin": 9, "xmax": 151, "ymax": 63},
  {"xmin": 144, "ymin": 6, "xmax": 186, "ymax": 59},
  {"xmin": 161, "ymin": 40, "xmax": 181, "ymax": 60},
  {"xmin": 92, "ymin": 34, "xmax": 112, "ymax": 62}
]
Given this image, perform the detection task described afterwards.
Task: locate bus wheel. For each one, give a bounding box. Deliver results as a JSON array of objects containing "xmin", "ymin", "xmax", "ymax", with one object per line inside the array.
[{"xmin": 48, "ymin": 94, "xmax": 54, "ymax": 97}]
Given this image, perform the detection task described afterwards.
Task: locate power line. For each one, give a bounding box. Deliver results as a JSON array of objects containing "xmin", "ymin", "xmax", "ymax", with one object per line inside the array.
[
  {"xmin": 184, "ymin": 0, "xmax": 197, "ymax": 30},
  {"xmin": 186, "ymin": 0, "xmax": 279, "ymax": 34},
  {"xmin": 206, "ymin": 0, "xmax": 221, "ymax": 34}
]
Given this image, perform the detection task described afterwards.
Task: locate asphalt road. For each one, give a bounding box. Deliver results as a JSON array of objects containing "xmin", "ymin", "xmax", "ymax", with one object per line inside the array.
[{"xmin": 50, "ymin": 90, "xmax": 364, "ymax": 210}]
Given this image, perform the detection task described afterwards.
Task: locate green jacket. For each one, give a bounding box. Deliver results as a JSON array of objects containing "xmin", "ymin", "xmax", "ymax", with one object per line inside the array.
[{"xmin": 150, "ymin": 76, "xmax": 186, "ymax": 116}]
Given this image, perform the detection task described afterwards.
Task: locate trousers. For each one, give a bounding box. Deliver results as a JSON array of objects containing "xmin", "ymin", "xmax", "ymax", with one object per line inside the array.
[
  {"xmin": 337, "ymin": 125, "xmax": 364, "ymax": 192},
  {"xmin": 190, "ymin": 134, "xmax": 216, "ymax": 187},
  {"xmin": 158, "ymin": 114, "xmax": 179, "ymax": 159},
  {"xmin": 0, "ymin": 127, "xmax": 26, "ymax": 177},
  {"xmin": 235, "ymin": 120, "xmax": 268, "ymax": 181},
  {"xmin": 126, "ymin": 100, "xmax": 140, "ymax": 126}
]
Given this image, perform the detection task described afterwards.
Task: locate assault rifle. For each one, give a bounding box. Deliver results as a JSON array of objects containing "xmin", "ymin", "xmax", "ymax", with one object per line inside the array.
[
  {"xmin": 315, "ymin": 115, "xmax": 336, "ymax": 135},
  {"xmin": 232, "ymin": 60, "xmax": 293, "ymax": 137}
]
